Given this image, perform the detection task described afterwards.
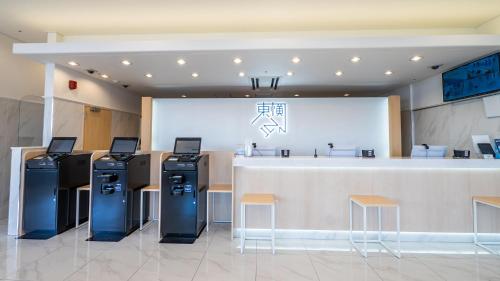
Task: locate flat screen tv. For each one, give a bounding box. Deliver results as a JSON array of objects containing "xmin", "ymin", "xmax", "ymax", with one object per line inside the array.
[{"xmin": 442, "ymin": 53, "xmax": 500, "ymax": 102}]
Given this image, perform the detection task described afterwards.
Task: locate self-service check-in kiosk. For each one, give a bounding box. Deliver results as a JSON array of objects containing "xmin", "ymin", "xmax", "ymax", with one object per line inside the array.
[
  {"xmin": 90, "ymin": 137, "xmax": 150, "ymax": 242},
  {"xmin": 160, "ymin": 137, "xmax": 209, "ymax": 244},
  {"xmin": 22, "ymin": 137, "xmax": 91, "ymax": 239}
]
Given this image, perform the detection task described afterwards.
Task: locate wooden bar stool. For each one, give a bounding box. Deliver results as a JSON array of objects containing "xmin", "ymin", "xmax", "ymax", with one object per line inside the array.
[
  {"xmin": 349, "ymin": 195, "xmax": 401, "ymax": 258},
  {"xmin": 473, "ymin": 196, "xmax": 500, "ymax": 255},
  {"xmin": 206, "ymin": 184, "xmax": 232, "ymax": 232},
  {"xmin": 140, "ymin": 185, "xmax": 160, "ymax": 230},
  {"xmin": 75, "ymin": 185, "xmax": 90, "ymax": 228},
  {"xmin": 240, "ymin": 193, "xmax": 276, "ymax": 254}
]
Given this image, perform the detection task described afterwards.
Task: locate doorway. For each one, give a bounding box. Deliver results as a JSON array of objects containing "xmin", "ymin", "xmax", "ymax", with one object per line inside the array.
[{"xmin": 83, "ymin": 106, "xmax": 112, "ymax": 150}]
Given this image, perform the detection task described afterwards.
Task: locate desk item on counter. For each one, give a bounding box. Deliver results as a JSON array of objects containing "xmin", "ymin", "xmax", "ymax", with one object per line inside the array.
[
  {"xmin": 453, "ymin": 150, "xmax": 470, "ymax": 159},
  {"xmin": 362, "ymin": 149, "xmax": 375, "ymax": 158},
  {"xmin": 281, "ymin": 149, "xmax": 290, "ymax": 158}
]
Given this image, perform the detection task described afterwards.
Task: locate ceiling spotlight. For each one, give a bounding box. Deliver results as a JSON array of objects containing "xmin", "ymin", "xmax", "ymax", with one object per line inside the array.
[
  {"xmin": 238, "ymin": 72, "xmax": 245, "ymax": 77},
  {"xmin": 292, "ymin": 57, "xmax": 301, "ymax": 64},
  {"xmin": 177, "ymin": 59, "xmax": 186, "ymax": 65},
  {"xmin": 287, "ymin": 71, "xmax": 294, "ymax": 76},
  {"xmin": 350, "ymin": 56, "xmax": 361, "ymax": 63},
  {"xmin": 410, "ymin": 55, "xmax": 423, "ymax": 62},
  {"xmin": 233, "ymin": 58, "xmax": 243, "ymax": 64},
  {"xmin": 145, "ymin": 73, "xmax": 153, "ymax": 78},
  {"xmin": 344, "ymin": 93, "xmax": 350, "ymax": 97},
  {"xmin": 68, "ymin": 61, "xmax": 79, "ymax": 66},
  {"xmin": 294, "ymin": 94, "xmax": 300, "ymax": 97},
  {"xmin": 121, "ymin": 60, "xmax": 132, "ymax": 66},
  {"xmin": 191, "ymin": 72, "xmax": 199, "ymax": 78},
  {"xmin": 385, "ymin": 70, "xmax": 393, "ymax": 76},
  {"xmin": 335, "ymin": 70, "xmax": 343, "ymax": 76},
  {"xmin": 244, "ymin": 94, "xmax": 251, "ymax": 98},
  {"xmin": 100, "ymin": 74, "xmax": 109, "ymax": 79},
  {"xmin": 181, "ymin": 94, "xmax": 187, "ymax": 98}
]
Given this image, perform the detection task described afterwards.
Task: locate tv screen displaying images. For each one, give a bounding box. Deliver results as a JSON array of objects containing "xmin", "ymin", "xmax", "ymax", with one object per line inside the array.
[{"xmin": 442, "ymin": 53, "xmax": 500, "ymax": 102}]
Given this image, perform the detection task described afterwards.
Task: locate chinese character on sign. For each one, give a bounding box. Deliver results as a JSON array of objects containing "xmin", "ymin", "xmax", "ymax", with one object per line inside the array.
[{"xmin": 251, "ymin": 102, "xmax": 288, "ymax": 138}]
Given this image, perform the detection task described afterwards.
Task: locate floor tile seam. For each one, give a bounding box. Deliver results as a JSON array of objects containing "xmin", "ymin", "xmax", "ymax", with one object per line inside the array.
[
  {"xmin": 409, "ymin": 256, "xmax": 448, "ymax": 281},
  {"xmin": 61, "ymin": 250, "xmax": 106, "ymax": 281},
  {"xmin": 190, "ymin": 227, "xmax": 218, "ymax": 281},
  {"xmin": 126, "ymin": 256, "xmax": 154, "ymax": 281},
  {"xmin": 304, "ymin": 245, "xmax": 322, "ymax": 281}
]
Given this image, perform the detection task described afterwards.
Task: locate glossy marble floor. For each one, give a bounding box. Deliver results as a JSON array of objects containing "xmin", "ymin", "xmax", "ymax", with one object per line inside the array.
[{"xmin": 1, "ymin": 220, "xmax": 500, "ymax": 281}]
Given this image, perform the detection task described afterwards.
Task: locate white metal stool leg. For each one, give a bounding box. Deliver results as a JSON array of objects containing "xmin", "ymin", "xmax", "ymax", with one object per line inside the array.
[
  {"xmin": 363, "ymin": 206, "xmax": 368, "ymax": 257},
  {"xmin": 378, "ymin": 207, "xmax": 382, "ymax": 242},
  {"xmin": 140, "ymin": 189, "xmax": 144, "ymax": 230},
  {"xmin": 473, "ymin": 200, "xmax": 478, "ymax": 245},
  {"xmin": 271, "ymin": 204, "xmax": 275, "ymax": 254},
  {"xmin": 396, "ymin": 206, "xmax": 401, "ymax": 258},
  {"xmin": 240, "ymin": 203, "xmax": 246, "ymax": 254},
  {"xmin": 349, "ymin": 199, "xmax": 353, "ymax": 244},
  {"xmin": 75, "ymin": 189, "xmax": 80, "ymax": 228},
  {"xmin": 206, "ymin": 192, "xmax": 210, "ymax": 232}
]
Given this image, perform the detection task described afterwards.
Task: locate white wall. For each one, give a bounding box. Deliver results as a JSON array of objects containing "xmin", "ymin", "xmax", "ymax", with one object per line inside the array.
[
  {"xmin": 152, "ymin": 98, "xmax": 390, "ymax": 157},
  {"xmin": 0, "ymin": 33, "xmax": 44, "ymax": 100},
  {"xmin": 54, "ymin": 66, "xmax": 141, "ymax": 114},
  {"xmin": 411, "ymin": 75, "xmax": 444, "ymax": 109}
]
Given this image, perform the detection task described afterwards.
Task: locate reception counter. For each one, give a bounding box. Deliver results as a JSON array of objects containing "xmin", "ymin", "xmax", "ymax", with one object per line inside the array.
[{"xmin": 232, "ymin": 156, "xmax": 500, "ymax": 240}]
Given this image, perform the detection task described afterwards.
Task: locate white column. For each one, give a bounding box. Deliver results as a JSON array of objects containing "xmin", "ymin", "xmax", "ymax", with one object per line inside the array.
[
  {"xmin": 42, "ymin": 63, "xmax": 55, "ymax": 146},
  {"xmin": 42, "ymin": 32, "xmax": 61, "ymax": 146}
]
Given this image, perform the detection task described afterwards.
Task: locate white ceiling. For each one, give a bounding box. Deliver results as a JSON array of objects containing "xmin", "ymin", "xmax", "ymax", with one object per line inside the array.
[
  {"xmin": 23, "ymin": 46, "xmax": 499, "ymax": 98},
  {"xmin": 1, "ymin": 0, "xmax": 500, "ymax": 42}
]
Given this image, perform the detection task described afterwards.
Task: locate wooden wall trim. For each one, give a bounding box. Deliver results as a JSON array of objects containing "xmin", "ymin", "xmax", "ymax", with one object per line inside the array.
[
  {"xmin": 388, "ymin": 95, "xmax": 402, "ymax": 157},
  {"xmin": 141, "ymin": 97, "xmax": 153, "ymax": 151}
]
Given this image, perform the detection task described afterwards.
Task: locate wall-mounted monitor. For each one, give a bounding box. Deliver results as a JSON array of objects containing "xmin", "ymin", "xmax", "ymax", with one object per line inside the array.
[{"xmin": 442, "ymin": 53, "xmax": 500, "ymax": 102}]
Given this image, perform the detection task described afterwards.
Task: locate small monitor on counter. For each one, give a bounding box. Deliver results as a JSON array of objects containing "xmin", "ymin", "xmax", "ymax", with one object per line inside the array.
[
  {"xmin": 328, "ymin": 145, "xmax": 357, "ymax": 157},
  {"xmin": 411, "ymin": 145, "xmax": 447, "ymax": 158}
]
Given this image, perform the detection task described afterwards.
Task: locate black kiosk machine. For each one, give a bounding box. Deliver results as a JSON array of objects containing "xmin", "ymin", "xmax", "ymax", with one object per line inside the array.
[
  {"xmin": 22, "ymin": 137, "xmax": 91, "ymax": 239},
  {"xmin": 160, "ymin": 137, "xmax": 209, "ymax": 243},
  {"xmin": 90, "ymin": 137, "xmax": 150, "ymax": 242}
]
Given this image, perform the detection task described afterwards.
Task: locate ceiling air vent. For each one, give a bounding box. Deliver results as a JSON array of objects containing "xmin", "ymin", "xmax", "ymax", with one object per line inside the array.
[{"xmin": 250, "ymin": 76, "xmax": 280, "ymax": 91}]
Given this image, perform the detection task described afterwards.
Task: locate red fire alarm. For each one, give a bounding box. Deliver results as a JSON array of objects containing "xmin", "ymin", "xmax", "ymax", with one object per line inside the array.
[{"xmin": 69, "ymin": 80, "xmax": 77, "ymax": 90}]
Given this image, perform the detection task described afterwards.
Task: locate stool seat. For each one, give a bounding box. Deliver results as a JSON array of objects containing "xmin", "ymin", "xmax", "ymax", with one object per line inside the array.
[
  {"xmin": 207, "ymin": 184, "xmax": 232, "ymax": 232},
  {"xmin": 351, "ymin": 195, "xmax": 398, "ymax": 207},
  {"xmin": 349, "ymin": 194, "xmax": 401, "ymax": 258},
  {"xmin": 473, "ymin": 196, "xmax": 500, "ymax": 255},
  {"xmin": 241, "ymin": 193, "xmax": 275, "ymax": 205},
  {"xmin": 240, "ymin": 193, "xmax": 276, "ymax": 254},
  {"xmin": 208, "ymin": 184, "xmax": 232, "ymax": 193},
  {"xmin": 77, "ymin": 185, "xmax": 90, "ymax": 191},
  {"xmin": 142, "ymin": 185, "xmax": 160, "ymax": 191},
  {"xmin": 473, "ymin": 196, "xmax": 500, "ymax": 208}
]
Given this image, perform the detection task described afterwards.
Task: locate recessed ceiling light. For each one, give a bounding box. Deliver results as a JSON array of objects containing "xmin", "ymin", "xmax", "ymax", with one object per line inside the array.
[
  {"xmin": 344, "ymin": 93, "xmax": 350, "ymax": 97},
  {"xmin": 294, "ymin": 94, "xmax": 300, "ymax": 97},
  {"xmin": 244, "ymin": 94, "xmax": 251, "ymax": 98},
  {"xmin": 177, "ymin": 59, "xmax": 186, "ymax": 65},
  {"xmin": 68, "ymin": 61, "xmax": 79, "ymax": 66},
  {"xmin": 191, "ymin": 72, "xmax": 199, "ymax": 78},
  {"xmin": 385, "ymin": 70, "xmax": 393, "ymax": 76},
  {"xmin": 410, "ymin": 55, "xmax": 423, "ymax": 62},
  {"xmin": 292, "ymin": 57, "xmax": 301, "ymax": 64},
  {"xmin": 121, "ymin": 60, "xmax": 132, "ymax": 66},
  {"xmin": 181, "ymin": 94, "xmax": 187, "ymax": 98},
  {"xmin": 238, "ymin": 72, "xmax": 245, "ymax": 77},
  {"xmin": 145, "ymin": 73, "xmax": 153, "ymax": 78},
  {"xmin": 287, "ymin": 71, "xmax": 294, "ymax": 76},
  {"xmin": 335, "ymin": 70, "xmax": 343, "ymax": 76},
  {"xmin": 233, "ymin": 58, "xmax": 243, "ymax": 64},
  {"xmin": 350, "ymin": 56, "xmax": 361, "ymax": 63},
  {"xmin": 100, "ymin": 74, "xmax": 109, "ymax": 79}
]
